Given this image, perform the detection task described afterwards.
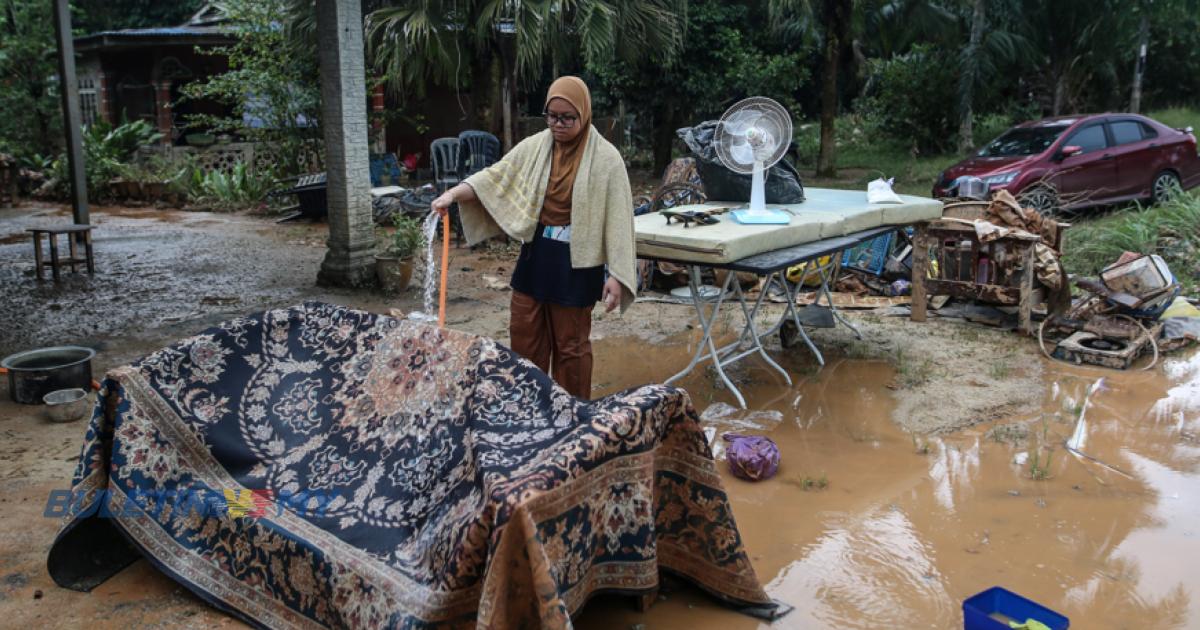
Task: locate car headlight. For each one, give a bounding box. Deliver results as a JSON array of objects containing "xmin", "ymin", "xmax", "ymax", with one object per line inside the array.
[{"xmin": 981, "ymin": 171, "xmax": 1019, "ymax": 185}]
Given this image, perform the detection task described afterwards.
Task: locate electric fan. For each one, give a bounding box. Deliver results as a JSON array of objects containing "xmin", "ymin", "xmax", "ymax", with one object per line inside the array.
[{"xmin": 714, "ymin": 97, "xmax": 794, "ymax": 224}]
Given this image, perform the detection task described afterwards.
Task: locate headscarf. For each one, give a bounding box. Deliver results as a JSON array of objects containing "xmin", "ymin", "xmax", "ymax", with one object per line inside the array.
[{"xmin": 541, "ymin": 76, "xmax": 592, "ymax": 226}]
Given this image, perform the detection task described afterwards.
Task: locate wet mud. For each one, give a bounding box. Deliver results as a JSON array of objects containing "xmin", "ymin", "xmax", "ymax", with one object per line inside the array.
[
  {"xmin": 1, "ymin": 202, "xmax": 1197, "ymax": 628},
  {"xmin": 582, "ymin": 343, "xmax": 1200, "ymax": 629}
]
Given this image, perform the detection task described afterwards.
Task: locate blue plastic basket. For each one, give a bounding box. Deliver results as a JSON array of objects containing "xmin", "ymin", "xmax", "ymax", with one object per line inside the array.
[
  {"xmin": 840, "ymin": 232, "xmax": 895, "ymax": 276},
  {"xmin": 963, "ymin": 587, "xmax": 1069, "ymax": 630}
]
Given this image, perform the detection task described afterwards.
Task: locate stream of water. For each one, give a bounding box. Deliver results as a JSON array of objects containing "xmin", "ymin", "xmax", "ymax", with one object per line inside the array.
[{"xmin": 411, "ymin": 211, "xmax": 441, "ymax": 323}]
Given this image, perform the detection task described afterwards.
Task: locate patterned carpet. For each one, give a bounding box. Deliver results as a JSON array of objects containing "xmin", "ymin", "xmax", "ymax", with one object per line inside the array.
[{"xmin": 47, "ymin": 302, "xmax": 784, "ymax": 628}]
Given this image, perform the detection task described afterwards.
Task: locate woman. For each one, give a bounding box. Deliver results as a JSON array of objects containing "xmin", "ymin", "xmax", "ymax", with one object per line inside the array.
[{"xmin": 431, "ymin": 76, "xmax": 637, "ymax": 399}]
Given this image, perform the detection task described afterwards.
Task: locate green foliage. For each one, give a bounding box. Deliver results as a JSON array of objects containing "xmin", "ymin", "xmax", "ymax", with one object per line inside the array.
[
  {"xmin": 1028, "ymin": 448, "xmax": 1053, "ymax": 480},
  {"xmin": 118, "ymin": 154, "xmax": 194, "ymax": 190},
  {"xmin": 383, "ymin": 213, "xmax": 426, "ymax": 259},
  {"xmin": 50, "ymin": 119, "xmax": 162, "ymax": 198},
  {"xmin": 1149, "ymin": 107, "xmax": 1200, "ymax": 132},
  {"xmin": 182, "ymin": 0, "xmax": 320, "ymax": 176},
  {"xmin": 0, "ymin": 0, "xmax": 62, "ymax": 157},
  {"xmin": 857, "ymin": 45, "xmax": 959, "ymax": 154},
  {"xmin": 187, "ymin": 161, "xmax": 277, "ymax": 211},
  {"xmin": 72, "ymin": 0, "xmax": 204, "ymax": 33},
  {"xmin": 366, "ymin": 0, "xmax": 687, "ymax": 99},
  {"xmin": 593, "ymin": 0, "xmax": 811, "ymax": 117},
  {"xmin": 1064, "ymin": 192, "xmax": 1200, "ymax": 295},
  {"xmin": 589, "ymin": 0, "xmax": 811, "ymax": 170}
]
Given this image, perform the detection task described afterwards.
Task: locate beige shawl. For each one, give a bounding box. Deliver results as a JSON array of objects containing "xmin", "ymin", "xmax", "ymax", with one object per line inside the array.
[{"xmin": 459, "ymin": 127, "xmax": 637, "ymax": 312}]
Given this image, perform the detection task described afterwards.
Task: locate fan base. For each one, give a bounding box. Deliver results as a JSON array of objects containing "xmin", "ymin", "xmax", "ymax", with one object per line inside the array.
[{"xmin": 731, "ymin": 208, "xmax": 790, "ymax": 225}]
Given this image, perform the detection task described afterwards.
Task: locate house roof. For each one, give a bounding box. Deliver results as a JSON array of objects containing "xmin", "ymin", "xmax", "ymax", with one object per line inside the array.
[{"xmin": 74, "ymin": 2, "xmax": 234, "ymax": 53}]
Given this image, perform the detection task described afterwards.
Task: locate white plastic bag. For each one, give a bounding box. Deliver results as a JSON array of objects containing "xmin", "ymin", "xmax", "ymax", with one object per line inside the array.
[{"xmin": 867, "ymin": 177, "xmax": 903, "ymax": 204}]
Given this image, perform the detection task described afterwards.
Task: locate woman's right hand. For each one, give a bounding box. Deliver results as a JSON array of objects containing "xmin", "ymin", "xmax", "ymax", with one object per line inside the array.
[{"xmin": 431, "ymin": 191, "xmax": 454, "ymax": 216}]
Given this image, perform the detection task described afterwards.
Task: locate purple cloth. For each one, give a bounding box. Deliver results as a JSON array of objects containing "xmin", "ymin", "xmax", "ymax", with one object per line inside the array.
[{"xmin": 722, "ymin": 433, "xmax": 780, "ymax": 481}]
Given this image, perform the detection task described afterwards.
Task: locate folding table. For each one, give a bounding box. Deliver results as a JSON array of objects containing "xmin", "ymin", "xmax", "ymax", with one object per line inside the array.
[{"xmin": 639, "ymin": 225, "xmax": 898, "ymax": 407}]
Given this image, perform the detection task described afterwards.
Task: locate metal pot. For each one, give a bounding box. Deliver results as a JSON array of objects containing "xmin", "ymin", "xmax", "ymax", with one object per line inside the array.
[{"xmin": 1, "ymin": 346, "xmax": 95, "ymax": 405}]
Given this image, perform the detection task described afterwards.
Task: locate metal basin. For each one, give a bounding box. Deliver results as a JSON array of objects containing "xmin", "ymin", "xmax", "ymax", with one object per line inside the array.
[
  {"xmin": 1, "ymin": 346, "xmax": 95, "ymax": 405},
  {"xmin": 43, "ymin": 388, "xmax": 91, "ymax": 422}
]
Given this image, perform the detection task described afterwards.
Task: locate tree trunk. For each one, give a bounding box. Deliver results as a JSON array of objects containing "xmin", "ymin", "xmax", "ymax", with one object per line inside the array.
[
  {"xmin": 1052, "ymin": 76, "xmax": 1065, "ymax": 117},
  {"xmin": 957, "ymin": 0, "xmax": 986, "ymax": 154},
  {"xmin": 488, "ymin": 55, "xmax": 503, "ymax": 139},
  {"xmin": 501, "ymin": 72, "xmax": 513, "ymax": 151},
  {"xmin": 1130, "ymin": 10, "xmax": 1149, "ymax": 113},
  {"xmin": 652, "ymin": 103, "xmax": 676, "ymax": 176},
  {"xmin": 816, "ymin": 0, "xmax": 851, "ymax": 178}
]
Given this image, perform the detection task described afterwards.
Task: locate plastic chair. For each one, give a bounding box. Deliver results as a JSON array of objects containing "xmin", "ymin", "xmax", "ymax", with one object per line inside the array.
[
  {"xmin": 458, "ymin": 131, "xmax": 500, "ymax": 178},
  {"xmin": 430, "ymin": 138, "xmax": 461, "ymax": 193},
  {"xmin": 430, "ymin": 137, "xmax": 465, "ymax": 244}
]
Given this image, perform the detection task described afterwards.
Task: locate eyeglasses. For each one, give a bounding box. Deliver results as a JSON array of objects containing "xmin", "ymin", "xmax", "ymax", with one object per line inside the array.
[{"xmin": 544, "ymin": 111, "xmax": 578, "ymax": 128}]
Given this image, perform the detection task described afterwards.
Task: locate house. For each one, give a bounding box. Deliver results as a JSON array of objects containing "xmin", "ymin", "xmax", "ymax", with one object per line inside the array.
[{"xmin": 73, "ymin": 4, "xmax": 234, "ymax": 145}]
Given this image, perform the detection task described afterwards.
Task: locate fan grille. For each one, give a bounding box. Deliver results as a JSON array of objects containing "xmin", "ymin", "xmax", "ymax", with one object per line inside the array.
[{"xmin": 714, "ymin": 96, "xmax": 793, "ymax": 175}]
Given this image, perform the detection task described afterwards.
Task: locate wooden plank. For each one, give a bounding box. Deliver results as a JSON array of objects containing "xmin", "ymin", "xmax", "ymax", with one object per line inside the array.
[
  {"xmin": 923, "ymin": 279, "xmax": 1021, "ymax": 303},
  {"xmin": 910, "ymin": 226, "xmax": 930, "ymax": 322},
  {"xmin": 31, "ymin": 234, "xmax": 43, "ymax": 281},
  {"xmin": 1018, "ymin": 244, "xmax": 1035, "ymax": 335}
]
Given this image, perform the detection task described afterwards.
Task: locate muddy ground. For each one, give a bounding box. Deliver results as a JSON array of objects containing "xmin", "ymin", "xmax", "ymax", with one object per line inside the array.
[{"xmin": 1, "ymin": 203, "xmax": 1197, "ymax": 628}]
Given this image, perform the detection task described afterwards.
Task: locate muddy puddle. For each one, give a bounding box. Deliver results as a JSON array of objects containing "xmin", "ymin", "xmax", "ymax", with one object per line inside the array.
[{"xmin": 581, "ymin": 335, "xmax": 1200, "ymax": 629}]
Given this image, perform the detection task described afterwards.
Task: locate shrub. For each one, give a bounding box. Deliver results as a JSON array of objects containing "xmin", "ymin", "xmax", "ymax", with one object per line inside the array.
[
  {"xmin": 856, "ymin": 45, "xmax": 959, "ymax": 154},
  {"xmin": 49, "ymin": 119, "xmax": 162, "ymax": 198},
  {"xmin": 1064, "ymin": 192, "xmax": 1200, "ymax": 294},
  {"xmin": 384, "ymin": 212, "xmax": 426, "ymax": 259},
  {"xmin": 187, "ymin": 161, "xmax": 277, "ymax": 211}
]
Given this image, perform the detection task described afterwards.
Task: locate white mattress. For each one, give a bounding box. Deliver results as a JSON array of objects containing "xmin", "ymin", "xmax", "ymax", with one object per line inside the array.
[{"xmin": 635, "ymin": 187, "xmax": 943, "ymax": 264}]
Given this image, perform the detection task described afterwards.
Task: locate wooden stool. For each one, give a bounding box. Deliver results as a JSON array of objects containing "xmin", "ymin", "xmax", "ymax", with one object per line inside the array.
[{"xmin": 27, "ymin": 224, "xmax": 95, "ymax": 281}]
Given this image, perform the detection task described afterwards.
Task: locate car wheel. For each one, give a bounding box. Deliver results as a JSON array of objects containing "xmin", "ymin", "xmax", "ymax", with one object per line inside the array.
[
  {"xmin": 1018, "ymin": 185, "xmax": 1059, "ymax": 217},
  {"xmin": 1152, "ymin": 171, "xmax": 1182, "ymax": 204}
]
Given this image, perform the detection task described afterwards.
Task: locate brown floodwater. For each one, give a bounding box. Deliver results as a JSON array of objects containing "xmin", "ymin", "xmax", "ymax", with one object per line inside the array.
[{"xmin": 582, "ymin": 333, "xmax": 1200, "ymax": 629}]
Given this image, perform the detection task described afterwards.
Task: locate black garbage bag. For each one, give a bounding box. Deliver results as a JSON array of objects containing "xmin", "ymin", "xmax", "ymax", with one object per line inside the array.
[{"xmin": 677, "ymin": 121, "xmax": 805, "ymax": 204}]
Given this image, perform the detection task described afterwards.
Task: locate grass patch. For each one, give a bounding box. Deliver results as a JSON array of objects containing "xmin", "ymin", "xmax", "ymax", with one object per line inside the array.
[
  {"xmin": 988, "ymin": 359, "xmax": 1013, "ymax": 380},
  {"xmin": 1028, "ymin": 448, "xmax": 1053, "ymax": 481},
  {"xmin": 800, "ymin": 473, "xmax": 829, "ymax": 491},
  {"xmin": 1147, "ymin": 106, "xmax": 1200, "ymax": 132},
  {"xmin": 987, "ymin": 422, "xmax": 1029, "ymax": 445},
  {"xmin": 1063, "ymin": 192, "xmax": 1200, "ymax": 295},
  {"xmin": 893, "ymin": 348, "xmax": 938, "ymax": 388},
  {"xmin": 793, "ymin": 116, "xmax": 958, "ymax": 196}
]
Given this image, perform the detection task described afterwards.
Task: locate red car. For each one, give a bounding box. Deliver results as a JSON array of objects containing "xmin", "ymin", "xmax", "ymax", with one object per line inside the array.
[{"xmin": 933, "ymin": 113, "xmax": 1200, "ymax": 214}]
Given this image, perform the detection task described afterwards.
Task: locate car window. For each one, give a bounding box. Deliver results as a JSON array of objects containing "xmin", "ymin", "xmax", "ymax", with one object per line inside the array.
[
  {"xmin": 1139, "ymin": 122, "xmax": 1158, "ymax": 140},
  {"xmin": 1110, "ymin": 121, "xmax": 1144, "ymax": 146},
  {"xmin": 976, "ymin": 126, "xmax": 1068, "ymax": 157},
  {"xmin": 1065, "ymin": 124, "xmax": 1108, "ymax": 154}
]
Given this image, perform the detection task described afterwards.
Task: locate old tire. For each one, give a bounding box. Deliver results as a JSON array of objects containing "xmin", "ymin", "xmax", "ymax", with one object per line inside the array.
[
  {"xmin": 1152, "ymin": 170, "xmax": 1182, "ymax": 204},
  {"xmin": 1018, "ymin": 185, "xmax": 1059, "ymax": 217}
]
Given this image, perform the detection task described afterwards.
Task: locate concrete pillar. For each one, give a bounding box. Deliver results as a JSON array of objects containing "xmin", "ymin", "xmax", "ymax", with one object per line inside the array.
[
  {"xmin": 315, "ymin": 0, "xmax": 376, "ymax": 287},
  {"xmin": 52, "ymin": 0, "xmax": 88, "ymax": 225}
]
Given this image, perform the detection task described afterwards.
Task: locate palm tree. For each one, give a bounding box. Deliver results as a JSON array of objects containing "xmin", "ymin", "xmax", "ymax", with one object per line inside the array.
[
  {"xmin": 365, "ymin": 0, "xmax": 685, "ymax": 149},
  {"xmin": 954, "ymin": 0, "xmax": 1025, "ymax": 151}
]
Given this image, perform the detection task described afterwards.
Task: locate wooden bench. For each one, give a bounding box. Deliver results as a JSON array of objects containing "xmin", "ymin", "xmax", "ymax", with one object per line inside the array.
[{"xmin": 27, "ymin": 224, "xmax": 95, "ymax": 281}]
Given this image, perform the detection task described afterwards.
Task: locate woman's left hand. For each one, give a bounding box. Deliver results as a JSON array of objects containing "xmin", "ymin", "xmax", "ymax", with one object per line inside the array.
[{"xmin": 601, "ymin": 278, "xmax": 622, "ymax": 313}]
